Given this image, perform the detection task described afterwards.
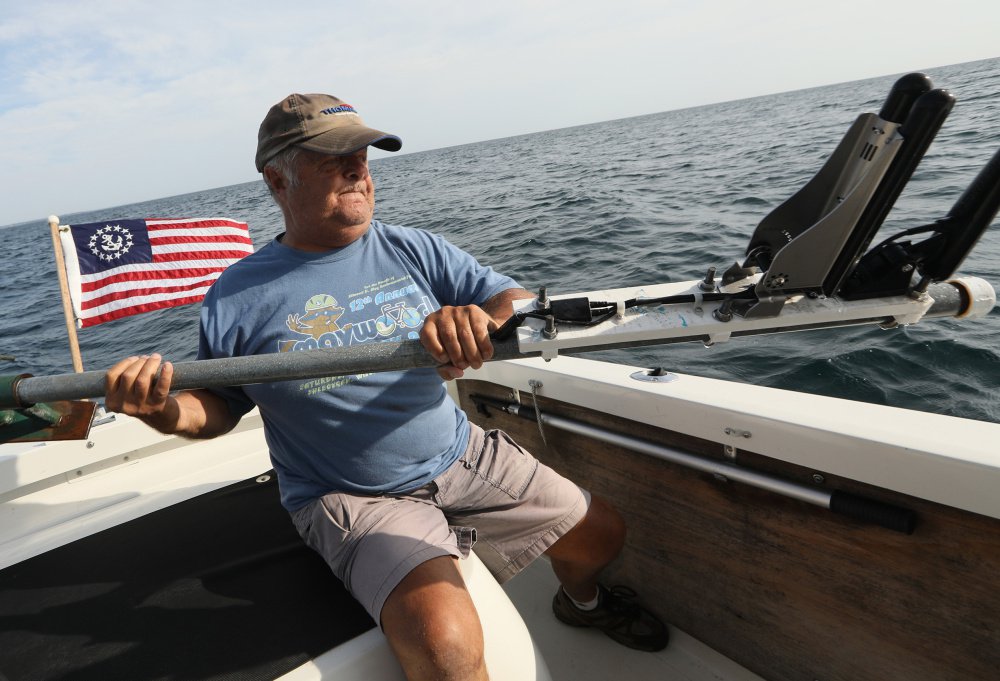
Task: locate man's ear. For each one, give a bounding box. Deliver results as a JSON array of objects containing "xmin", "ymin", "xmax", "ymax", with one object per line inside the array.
[{"xmin": 263, "ymin": 166, "xmax": 285, "ymax": 193}]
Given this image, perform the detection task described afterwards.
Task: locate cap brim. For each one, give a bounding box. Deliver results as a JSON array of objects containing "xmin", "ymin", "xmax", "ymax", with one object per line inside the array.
[{"xmin": 298, "ymin": 126, "xmax": 402, "ymax": 156}]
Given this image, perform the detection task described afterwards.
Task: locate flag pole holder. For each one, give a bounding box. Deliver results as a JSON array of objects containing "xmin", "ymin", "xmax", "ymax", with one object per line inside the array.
[{"xmin": 0, "ymin": 218, "xmax": 96, "ymax": 443}]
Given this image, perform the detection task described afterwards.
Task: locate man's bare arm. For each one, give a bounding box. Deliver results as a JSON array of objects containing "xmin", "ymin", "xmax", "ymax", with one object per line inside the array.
[
  {"xmin": 479, "ymin": 288, "xmax": 535, "ymax": 324},
  {"xmin": 104, "ymin": 354, "xmax": 241, "ymax": 439}
]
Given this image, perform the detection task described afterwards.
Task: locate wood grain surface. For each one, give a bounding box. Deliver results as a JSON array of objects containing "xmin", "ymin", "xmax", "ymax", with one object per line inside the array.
[{"xmin": 458, "ymin": 379, "xmax": 1000, "ymax": 681}]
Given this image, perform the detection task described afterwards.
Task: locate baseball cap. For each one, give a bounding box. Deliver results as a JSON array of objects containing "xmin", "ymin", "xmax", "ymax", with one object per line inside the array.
[{"xmin": 255, "ymin": 93, "xmax": 402, "ymax": 172}]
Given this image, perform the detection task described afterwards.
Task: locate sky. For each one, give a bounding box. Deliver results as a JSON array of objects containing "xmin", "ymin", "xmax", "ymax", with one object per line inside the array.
[{"xmin": 0, "ymin": 0, "xmax": 997, "ymax": 227}]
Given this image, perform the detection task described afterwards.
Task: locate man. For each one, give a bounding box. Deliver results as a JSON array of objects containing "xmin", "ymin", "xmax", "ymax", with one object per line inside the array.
[{"xmin": 105, "ymin": 93, "xmax": 667, "ymax": 680}]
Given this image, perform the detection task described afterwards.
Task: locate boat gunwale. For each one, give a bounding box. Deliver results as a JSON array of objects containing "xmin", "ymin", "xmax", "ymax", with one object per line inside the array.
[{"xmin": 463, "ymin": 356, "xmax": 1000, "ymax": 520}]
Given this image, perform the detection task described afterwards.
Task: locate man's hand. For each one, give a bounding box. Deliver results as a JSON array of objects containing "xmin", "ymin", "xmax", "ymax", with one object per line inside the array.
[
  {"xmin": 104, "ymin": 354, "xmax": 240, "ymax": 438},
  {"xmin": 104, "ymin": 354, "xmax": 181, "ymax": 432},
  {"xmin": 420, "ymin": 305, "xmax": 497, "ymax": 381}
]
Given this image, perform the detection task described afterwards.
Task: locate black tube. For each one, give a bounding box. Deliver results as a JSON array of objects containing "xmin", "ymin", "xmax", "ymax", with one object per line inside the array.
[
  {"xmin": 878, "ymin": 72, "xmax": 933, "ymax": 123},
  {"xmin": 918, "ymin": 145, "xmax": 1000, "ymax": 281},
  {"xmin": 824, "ymin": 89, "xmax": 956, "ymax": 296},
  {"xmin": 829, "ymin": 490, "xmax": 917, "ymax": 534}
]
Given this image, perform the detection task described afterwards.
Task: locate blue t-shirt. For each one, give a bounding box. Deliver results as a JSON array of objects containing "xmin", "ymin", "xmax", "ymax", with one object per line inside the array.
[{"xmin": 197, "ymin": 220, "xmax": 520, "ymax": 511}]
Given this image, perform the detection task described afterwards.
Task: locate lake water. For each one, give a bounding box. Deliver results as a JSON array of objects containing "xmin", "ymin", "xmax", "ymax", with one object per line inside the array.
[{"xmin": 2, "ymin": 57, "xmax": 998, "ymax": 423}]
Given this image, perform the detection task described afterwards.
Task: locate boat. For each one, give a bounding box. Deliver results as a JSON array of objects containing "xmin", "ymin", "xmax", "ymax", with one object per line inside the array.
[{"xmin": 2, "ymin": 72, "xmax": 998, "ymax": 680}]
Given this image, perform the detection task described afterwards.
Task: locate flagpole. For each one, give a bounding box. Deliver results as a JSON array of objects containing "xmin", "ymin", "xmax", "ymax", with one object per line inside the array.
[{"xmin": 48, "ymin": 215, "xmax": 84, "ymax": 373}]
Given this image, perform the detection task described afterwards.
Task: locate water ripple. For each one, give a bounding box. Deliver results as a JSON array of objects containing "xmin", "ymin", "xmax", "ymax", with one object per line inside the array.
[{"xmin": 3, "ymin": 58, "xmax": 998, "ymax": 422}]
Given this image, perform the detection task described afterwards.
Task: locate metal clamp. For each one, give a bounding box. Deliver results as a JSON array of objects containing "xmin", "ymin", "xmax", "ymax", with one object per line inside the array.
[{"xmin": 528, "ymin": 379, "xmax": 547, "ymax": 446}]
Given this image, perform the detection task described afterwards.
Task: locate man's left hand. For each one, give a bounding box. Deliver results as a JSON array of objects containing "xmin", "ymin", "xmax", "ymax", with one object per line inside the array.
[{"xmin": 420, "ymin": 305, "xmax": 497, "ymax": 380}]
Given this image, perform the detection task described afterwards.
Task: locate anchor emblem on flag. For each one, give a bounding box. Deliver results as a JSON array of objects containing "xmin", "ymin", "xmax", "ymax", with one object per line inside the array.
[{"xmin": 88, "ymin": 224, "xmax": 135, "ymax": 261}]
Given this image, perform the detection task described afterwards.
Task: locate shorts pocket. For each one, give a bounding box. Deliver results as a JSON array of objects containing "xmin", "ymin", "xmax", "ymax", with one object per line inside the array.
[
  {"xmin": 462, "ymin": 429, "xmax": 539, "ymax": 500},
  {"xmin": 291, "ymin": 496, "xmax": 353, "ymax": 560},
  {"xmin": 318, "ymin": 494, "xmax": 354, "ymax": 534}
]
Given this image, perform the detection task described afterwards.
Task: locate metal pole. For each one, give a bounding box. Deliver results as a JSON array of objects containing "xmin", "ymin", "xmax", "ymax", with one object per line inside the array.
[
  {"xmin": 9, "ymin": 338, "xmax": 530, "ymax": 406},
  {"xmin": 486, "ymin": 399, "xmax": 915, "ymax": 532},
  {"xmin": 537, "ymin": 408, "xmax": 833, "ymax": 507},
  {"xmin": 2, "ymin": 279, "xmax": 987, "ymax": 409}
]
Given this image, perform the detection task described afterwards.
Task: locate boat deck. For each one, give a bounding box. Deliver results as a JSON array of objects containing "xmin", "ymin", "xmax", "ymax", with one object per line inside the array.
[
  {"xmin": 8, "ymin": 355, "xmax": 999, "ymax": 680},
  {"xmin": 505, "ymin": 557, "xmax": 764, "ymax": 681}
]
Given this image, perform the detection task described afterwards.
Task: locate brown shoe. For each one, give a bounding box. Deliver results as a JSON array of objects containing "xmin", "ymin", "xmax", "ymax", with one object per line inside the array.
[{"xmin": 552, "ymin": 585, "xmax": 669, "ymax": 652}]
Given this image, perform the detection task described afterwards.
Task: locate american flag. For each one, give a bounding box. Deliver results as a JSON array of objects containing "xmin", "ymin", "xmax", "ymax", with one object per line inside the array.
[{"xmin": 60, "ymin": 217, "xmax": 253, "ymax": 327}]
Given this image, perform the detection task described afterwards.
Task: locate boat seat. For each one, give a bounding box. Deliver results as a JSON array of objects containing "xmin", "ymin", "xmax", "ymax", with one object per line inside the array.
[{"xmin": 0, "ymin": 472, "xmax": 374, "ymax": 681}]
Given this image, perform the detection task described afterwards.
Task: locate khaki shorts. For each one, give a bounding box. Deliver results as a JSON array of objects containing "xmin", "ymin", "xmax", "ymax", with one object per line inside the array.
[{"xmin": 289, "ymin": 422, "xmax": 590, "ymax": 625}]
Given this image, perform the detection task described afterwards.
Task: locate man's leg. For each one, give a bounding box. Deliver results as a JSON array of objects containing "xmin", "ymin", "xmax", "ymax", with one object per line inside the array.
[
  {"xmin": 544, "ymin": 495, "xmax": 668, "ymax": 652},
  {"xmin": 544, "ymin": 495, "xmax": 625, "ymax": 602},
  {"xmin": 380, "ymin": 556, "xmax": 488, "ymax": 681},
  {"xmin": 290, "ymin": 491, "xmax": 485, "ymax": 679},
  {"xmin": 432, "ymin": 424, "xmax": 667, "ymax": 652}
]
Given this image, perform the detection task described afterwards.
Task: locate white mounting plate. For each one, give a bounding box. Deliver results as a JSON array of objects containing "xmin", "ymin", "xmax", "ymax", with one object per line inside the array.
[{"xmin": 513, "ymin": 276, "xmax": 938, "ymax": 358}]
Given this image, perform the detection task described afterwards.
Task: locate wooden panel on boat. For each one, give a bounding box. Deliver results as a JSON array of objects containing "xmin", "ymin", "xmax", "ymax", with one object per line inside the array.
[{"xmin": 458, "ymin": 380, "xmax": 1000, "ymax": 681}]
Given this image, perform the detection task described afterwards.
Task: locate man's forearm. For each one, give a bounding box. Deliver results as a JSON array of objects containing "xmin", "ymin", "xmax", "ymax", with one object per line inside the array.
[
  {"xmin": 481, "ymin": 288, "xmax": 535, "ymax": 323},
  {"xmin": 140, "ymin": 389, "xmax": 241, "ymax": 440}
]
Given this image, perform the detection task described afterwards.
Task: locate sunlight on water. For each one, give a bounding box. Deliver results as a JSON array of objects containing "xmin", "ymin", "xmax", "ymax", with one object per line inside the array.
[{"xmin": 2, "ymin": 58, "xmax": 998, "ymax": 422}]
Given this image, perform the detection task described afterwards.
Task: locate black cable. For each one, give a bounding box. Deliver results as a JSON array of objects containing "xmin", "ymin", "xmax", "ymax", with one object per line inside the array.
[
  {"xmin": 489, "ymin": 290, "xmax": 741, "ymax": 342},
  {"xmin": 550, "ymin": 309, "xmax": 619, "ymax": 327},
  {"xmin": 622, "ymin": 292, "xmax": 730, "ymax": 308},
  {"xmin": 868, "ymin": 222, "xmax": 941, "ymax": 251},
  {"xmin": 489, "ymin": 312, "xmax": 530, "ymax": 341}
]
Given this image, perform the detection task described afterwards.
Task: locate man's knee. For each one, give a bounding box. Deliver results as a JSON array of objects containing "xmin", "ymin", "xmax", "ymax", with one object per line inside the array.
[
  {"xmin": 588, "ymin": 495, "xmax": 626, "ymax": 541},
  {"xmin": 381, "ymin": 556, "xmax": 487, "ymax": 679},
  {"xmin": 397, "ymin": 609, "xmax": 485, "ymax": 676},
  {"xmin": 548, "ymin": 495, "xmax": 626, "ymax": 565}
]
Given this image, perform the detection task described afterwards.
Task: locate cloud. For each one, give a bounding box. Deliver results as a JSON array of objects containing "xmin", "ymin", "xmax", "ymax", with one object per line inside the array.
[{"xmin": 1, "ymin": 0, "xmax": 998, "ymax": 225}]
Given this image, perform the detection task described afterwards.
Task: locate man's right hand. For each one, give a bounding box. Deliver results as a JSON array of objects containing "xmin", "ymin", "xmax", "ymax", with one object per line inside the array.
[
  {"xmin": 104, "ymin": 354, "xmax": 240, "ymax": 438},
  {"xmin": 104, "ymin": 354, "xmax": 181, "ymax": 433}
]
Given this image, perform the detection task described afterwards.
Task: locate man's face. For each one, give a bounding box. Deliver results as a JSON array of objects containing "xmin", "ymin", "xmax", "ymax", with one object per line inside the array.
[{"xmin": 279, "ymin": 148, "xmax": 376, "ymax": 248}]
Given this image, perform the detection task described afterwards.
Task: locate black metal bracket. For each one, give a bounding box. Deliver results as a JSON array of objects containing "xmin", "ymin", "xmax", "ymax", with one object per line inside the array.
[{"xmin": 732, "ymin": 72, "xmax": 999, "ymax": 315}]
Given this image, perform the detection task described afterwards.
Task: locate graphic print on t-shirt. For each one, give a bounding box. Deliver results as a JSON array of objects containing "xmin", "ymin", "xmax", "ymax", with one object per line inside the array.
[
  {"xmin": 277, "ymin": 275, "xmax": 435, "ymax": 353},
  {"xmin": 284, "ymin": 294, "xmax": 346, "ymax": 340}
]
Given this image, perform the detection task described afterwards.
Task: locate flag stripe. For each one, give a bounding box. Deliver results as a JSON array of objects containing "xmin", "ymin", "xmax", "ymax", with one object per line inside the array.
[
  {"xmin": 151, "ymin": 241, "xmax": 254, "ymax": 254},
  {"xmin": 84, "ymin": 287, "xmax": 215, "ymax": 315},
  {"xmin": 82, "ymin": 279, "xmax": 219, "ymax": 309},
  {"xmin": 146, "ymin": 218, "xmax": 245, "ymax": 227},
  {"xmin": 66, "ymin": 217, "xmax": 253, "ymax": 328},
  {"xmin": 83, "ymin": 295, "xmax": 212, "ymax": 327},
  {"xmin": 78, "ymin": 258, "xmax": 249, "ymax": 283},
  {"xmin": 148, "ymin": 231, "xmax": 254, "ymax": 243},
  {"xmin": 150, "ymin": 250, "xmax": 253, "ymax": 263},
  {"xmin": 81, "ymin": 270, "xmax": 228, "ymax": 295}
]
